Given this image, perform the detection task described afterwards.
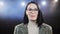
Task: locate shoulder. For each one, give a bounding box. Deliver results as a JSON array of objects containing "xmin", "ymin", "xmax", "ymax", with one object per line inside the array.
[
  {"xmin": 14, "ymin": 23, "xmax": 24, "ymax": 29},
  {"xmin": 42, "ymin": 23, "xmax": 52, "ymax": 30}
]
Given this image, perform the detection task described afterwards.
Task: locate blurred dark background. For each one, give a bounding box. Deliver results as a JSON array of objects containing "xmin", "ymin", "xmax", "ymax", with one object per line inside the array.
[{"xmin": 0, "ymin": 0, "xmax": 60, "ymax": 34}]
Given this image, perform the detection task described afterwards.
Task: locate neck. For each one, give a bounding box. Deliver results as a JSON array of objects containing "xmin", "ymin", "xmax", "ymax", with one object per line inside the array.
[
  {"xmin": 28, "ymin": 20, "xmax": 37, "ymax": 25},
  {"xmin": 29, "ymin": 20, "xmax": 36, "ymax": 23}
]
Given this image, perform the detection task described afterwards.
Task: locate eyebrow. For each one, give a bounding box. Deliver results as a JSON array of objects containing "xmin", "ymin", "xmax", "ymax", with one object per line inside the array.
[{"xmin": 27, "ymin": 8, "xmax": 38, "ymax": 9}]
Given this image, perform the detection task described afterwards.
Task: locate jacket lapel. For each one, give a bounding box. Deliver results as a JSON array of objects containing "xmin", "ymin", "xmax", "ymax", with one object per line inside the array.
[{"xmin": 23, "ymin": 24, "xmax": 28, "ymax": 34}]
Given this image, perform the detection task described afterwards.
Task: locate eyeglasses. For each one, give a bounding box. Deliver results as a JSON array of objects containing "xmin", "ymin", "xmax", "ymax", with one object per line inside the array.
[{"xmin": 27, "ymin": 8, "xmax": 38, "ymax": 11}]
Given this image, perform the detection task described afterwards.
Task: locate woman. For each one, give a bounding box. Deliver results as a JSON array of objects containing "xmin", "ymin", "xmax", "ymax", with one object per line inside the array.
[{"xmin": 14, "ymin": 1, "xmax": 53, "ymax": 34}]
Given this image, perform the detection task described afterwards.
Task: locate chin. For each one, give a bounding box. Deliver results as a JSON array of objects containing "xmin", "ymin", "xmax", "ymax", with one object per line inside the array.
[{"xmin": 30, "ymin": 18, "xmax": 36, "ymax": 21}]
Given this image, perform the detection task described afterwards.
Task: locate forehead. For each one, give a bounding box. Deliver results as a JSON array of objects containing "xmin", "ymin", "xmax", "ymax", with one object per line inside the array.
[{"xmin": 27, "ymin": 3, "xmax": 38, "ymax": 9}]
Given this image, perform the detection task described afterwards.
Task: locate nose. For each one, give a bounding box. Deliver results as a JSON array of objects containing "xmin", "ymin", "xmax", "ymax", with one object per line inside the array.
[{"xmin": 31, "ymin": 11, "xmax": 35, "ymax": 14}]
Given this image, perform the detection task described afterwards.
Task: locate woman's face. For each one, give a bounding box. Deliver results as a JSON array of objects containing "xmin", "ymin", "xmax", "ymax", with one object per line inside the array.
[{"xmin": 26, "ymin": 3, "xmax": 38, "ymax": 21}]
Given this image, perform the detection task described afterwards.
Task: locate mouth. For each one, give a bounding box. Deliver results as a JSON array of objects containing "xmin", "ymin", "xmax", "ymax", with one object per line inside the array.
[{"xmin": 30, "ymin": 15, "xmax": 35, "ymax": 18}]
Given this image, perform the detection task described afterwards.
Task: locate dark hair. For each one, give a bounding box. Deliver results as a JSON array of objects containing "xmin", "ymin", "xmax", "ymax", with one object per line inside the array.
[{"xmin": 23, "ymin": 1, "xmax": 45, "ymax": 27}]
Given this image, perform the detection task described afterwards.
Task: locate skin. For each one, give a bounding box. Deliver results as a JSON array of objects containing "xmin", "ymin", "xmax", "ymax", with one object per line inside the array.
[{"xmin": 26, "ymin": 3, "xmax": 38, "ymax": 21}]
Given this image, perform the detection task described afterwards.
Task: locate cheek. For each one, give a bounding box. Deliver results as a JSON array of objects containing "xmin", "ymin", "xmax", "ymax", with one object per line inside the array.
[
  {"xmin": 26, "ymin": 11, "xmax": 30, "ymax": 16},
  {"xmin": 35, "ymin": 12, "xmax": 38, "ymax": 18},
  {"xmin": 26, "ymin": 11, "xmax": 31, "ymax": 18}
]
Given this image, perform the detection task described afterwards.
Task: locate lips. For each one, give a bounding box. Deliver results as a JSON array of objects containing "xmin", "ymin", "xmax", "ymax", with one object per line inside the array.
[{"xmin": 30, "ymin": 15, "xmax": 35, "ymax": 17}]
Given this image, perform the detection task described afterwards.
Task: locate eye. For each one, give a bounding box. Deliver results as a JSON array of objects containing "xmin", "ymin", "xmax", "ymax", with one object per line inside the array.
[
  {"xmin": 35, "ymin": 9, "xmax": 38, "ymax": 11},
  {"xmin": 27, "ymin": 8, "xmax": 32, "ymax": 11}
]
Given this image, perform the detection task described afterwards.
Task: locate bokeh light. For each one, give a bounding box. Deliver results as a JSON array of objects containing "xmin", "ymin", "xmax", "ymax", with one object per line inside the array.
[
  {"xmin": 0, "ymin": 1, "xmax": 4, "ymax": 9},
  {"xmin": 41, "ymin": 1, "xmax": 46, "ymax": 6},
  {"xmin": 54, "ymin": 0, "xmax": 58, "ymax": 2},
  {"xmin": 21, "ymin": 1, "xmax": 25, "ymax": 6}
]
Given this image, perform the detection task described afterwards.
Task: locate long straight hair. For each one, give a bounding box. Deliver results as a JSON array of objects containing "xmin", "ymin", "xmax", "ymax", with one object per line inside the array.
[{"xmin": 23, "ymin": 1, "xmax": 45, "ymax": 27}]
